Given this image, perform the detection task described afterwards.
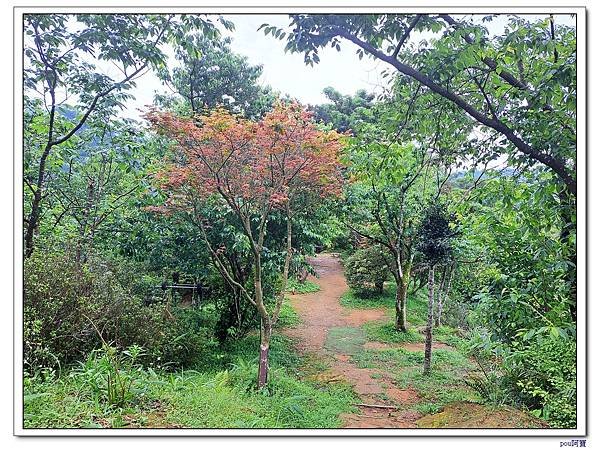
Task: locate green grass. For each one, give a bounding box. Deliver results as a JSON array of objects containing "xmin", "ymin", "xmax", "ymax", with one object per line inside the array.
[
  {"xmin": 324, "ymin": 327, "xmax": 367, "ymax": 355},
  {"xmin": 404, "ymin": 290, "xmax": 429, "ymax": 326},
  {"xmin": 433, "ymin": 325, "xmax": 468, "ymax": 350},
  {"xmin": 24, "ymin": 334, "xmax": 358, "ymax": 429},
  {"xmin": 339, "ymin": 285, "xmax": 396, "ymax": 309},
  {"xmin": 352, "ymin": 345, "xmax": 479, "ymax": 414},
  {"xmin": 159, "ymin": 363, "xmax": 357, "ymax": 428},
  {"xmin": 286, "ymin": 279, "xmax": 320, "ymax": 294},
  {"xmin": 276, "ymin": 297, "xmax": 301, "ymax": 328},
  {"xmin": 363, "ymin": 322, "xmax": 424, "ymax": 344},
  {"xmin": 339, "ymin": 280, "xmax": 480, "ymax": 416}
]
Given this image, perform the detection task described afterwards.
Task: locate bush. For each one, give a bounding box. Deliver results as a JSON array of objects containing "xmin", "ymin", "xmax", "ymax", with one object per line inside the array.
[
  {"xmin": 467, "ymin": 327, "xmax": 576, "ymax": 428},
  {"xmin": 72, "ymin": 344, "xmax": 148, "ymax": 408},
  {"xmin": 343, "ymin": 246, "xmax": 389, "ymax": 297},
  {"xmin": 505, "ymin": 336, "xmax": 576, "ymax": 428},
  {"xmin": 24, "ymin": 250, "xmax": 214, "ymax": 372}
]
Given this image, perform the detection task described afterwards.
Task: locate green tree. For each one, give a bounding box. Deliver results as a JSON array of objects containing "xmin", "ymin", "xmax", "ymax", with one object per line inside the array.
[
  {"xmin": 156, "ymin": 35, "xmax": 275, "ymax": 119},
  {"xmin": 310, "ymin": 87, "xmax": 376, "ymax": 133},
  {"xmin": 23, "ymin": 13, "xmax": 231, "ymax": 256},
  {"xmin": 343, "ymin": 132, "xmax": 450, "ymax": 331},
  {"xmin": 267, "ymin": 14, "xmax": 576, "ymax": 196},
  {"xmin": 416, "ymin": 203, "xmax": 456, "ymax": 374}
]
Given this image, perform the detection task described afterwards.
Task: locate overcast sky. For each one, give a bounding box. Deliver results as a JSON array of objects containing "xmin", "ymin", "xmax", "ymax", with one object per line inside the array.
[
  {"xmin": 122, "ymin": 13, "xmax": 575, "ymax": 121},
  {"xmin": 124, "ymin": 14, "xmax": 386, "ymax": 120}
]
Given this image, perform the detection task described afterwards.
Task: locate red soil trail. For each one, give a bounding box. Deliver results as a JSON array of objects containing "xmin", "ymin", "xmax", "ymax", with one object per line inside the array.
[
  {"xmin": 283, "ymin": 253, "xmax": 421, "ymax": 428},
  {"xmin": 282, "ymin": 253, "xmax": 544, "ymax": 430}
]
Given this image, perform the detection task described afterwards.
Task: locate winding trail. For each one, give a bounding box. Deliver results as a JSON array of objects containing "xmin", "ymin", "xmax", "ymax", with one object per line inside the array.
[
  {"xmin": 283, "ymin": 253, "xmax": 422, "ymax": 428},
  {"xmin": 281, "ymin": 253, "xmax": 548, "ymax": 430}
]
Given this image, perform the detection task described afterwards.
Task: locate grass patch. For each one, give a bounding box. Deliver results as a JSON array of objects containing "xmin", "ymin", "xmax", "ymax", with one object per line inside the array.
[
  {"xmin": 363, "ymin": 322, "xmax": 424, "ymax": 344},
  {"xmin": 286, "ymin": 279, "xmax": 320, "ymax": 294},
  {"xmin": 415, "ymin": 402, "xmax": 547, "ymax": 428},
  {"xmin": 352, "ymin": 346, "xmax": 480, "ymax": 415},
  {"xmin": 160, "ymin": 363, "xmax": 357, "ymax": 428},
  {"xmin": 339, "ymin": 286, "xmax": 395, "ymax": 310},
  {"xmin": 276, "ymin": 297, "xmax": 301, "ymax": 328},
  {"xmin": 324, "ymin": 327, "xmax": 367, "ymax": 355},
  {"xmin": 24, "ymin": 333, "xmax": 358, "ymax": 429},
  {"xmin": 405, "ymin": 290, "xmax": 429, "ymax": 326},
  {"xmin": 433, "ymin": 325, "xmax": 468, "ymax": 350}
]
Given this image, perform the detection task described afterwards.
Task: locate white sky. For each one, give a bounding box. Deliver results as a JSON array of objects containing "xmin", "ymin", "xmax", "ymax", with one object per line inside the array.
[
  {"xmin": 113, "ymin": 13, "xmax": 575, "ymax": 121},
  {"xmin": 125, "ymin": 14, "xmax": 387, "ymax": 119}
]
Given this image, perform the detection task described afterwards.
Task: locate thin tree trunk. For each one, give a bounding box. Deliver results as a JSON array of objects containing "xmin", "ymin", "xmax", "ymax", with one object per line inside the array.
[
  {"xmin": 24, "ymin": 142, "xmax": 53, "ymax": 257},
  {"xmin": 272, "ymin": 202, "xmax": 293, "ymax": 325},
  {"xmin": 423, "ymin": 265, "xmax": 435, "ymax": 375},
  {"xmin": 395, "ymin": 275, "xmax": 408, "ymax": 331},
  {"xmin": 253, "ymin": 252, "xmax": 271, "ymax": 390},
  {"xmin": 24, "ymin": 190, "xmax": 42, "ymax": 258},
  {"xmin": 257, "ymin": 317, "xmax": 271, "ymax": 389},
  {"xmin": 436, "ymin": 263, "xmax": 455, "ymax": 327},
  {"xmin": 394, "ymin": 262, "xmax": 411, "ymax": 332}
]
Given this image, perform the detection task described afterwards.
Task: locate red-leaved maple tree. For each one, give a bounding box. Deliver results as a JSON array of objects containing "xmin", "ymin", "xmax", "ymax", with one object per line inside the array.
[{"xmin": 145, "ymin": 103, "xmax": 344, "ymax": 388}]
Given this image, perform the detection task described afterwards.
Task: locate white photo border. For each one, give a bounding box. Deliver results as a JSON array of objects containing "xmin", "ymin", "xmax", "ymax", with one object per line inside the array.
[{"xmin": 13, "ymin": 2, "xmax": 587, "ymax": 437}]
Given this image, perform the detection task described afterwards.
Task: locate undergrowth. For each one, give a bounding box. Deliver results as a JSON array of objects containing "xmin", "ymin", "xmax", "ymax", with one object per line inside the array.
[
  {"xmin": 286, "ymin": 279, "xmax": 320, "ymax": 294},
  {"xmin": 24, "ymin": 334, "xmax": 357, "ymax": 429}
]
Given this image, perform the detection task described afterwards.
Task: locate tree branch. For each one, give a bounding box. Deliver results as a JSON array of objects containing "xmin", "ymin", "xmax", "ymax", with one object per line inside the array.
[
  {"xmin": 392, "ymin": 14, "xmax": 422, "ymax": 59},
  {"xmin": 439, "ymin": 14, "xmax": 529, "ymax": 91},
  {"xmin": 330, "ymin": 26, "xmax": 576, "ymax": 196}
]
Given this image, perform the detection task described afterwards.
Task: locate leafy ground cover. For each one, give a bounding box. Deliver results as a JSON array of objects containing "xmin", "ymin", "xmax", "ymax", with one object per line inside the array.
[
  {"xmin": 24, "ymin": 334, "xmax": 357, "ymax": 429},
  {"xmin": 276, "ymin": 297, "xmax": 302, "ymax": 328},
  {"xmin": 287, "ymin": 279, "xmax": 321, "ymax": 294}
]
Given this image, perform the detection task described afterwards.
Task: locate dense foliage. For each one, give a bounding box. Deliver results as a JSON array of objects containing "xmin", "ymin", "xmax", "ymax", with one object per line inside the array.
[
  {"xmin": 343, "ymin": 246, "xmax": 389, "ymax": 296},
  {"xmin": 24, "ymin": 250, "xmax": 213, "ymax": 372},
  {"xmin": 22, "ymin": 12, "xmax": 578, "ymax": 430}
]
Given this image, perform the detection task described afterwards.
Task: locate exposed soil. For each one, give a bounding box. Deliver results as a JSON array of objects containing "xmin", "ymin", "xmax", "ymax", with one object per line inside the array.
[
  {"xmin": 283, "ymin": 253, "xmax": 544, "ymax": 430},
  {"xmin": 284, "ymin": 253, "xmax": 421, "ymax": 428}
]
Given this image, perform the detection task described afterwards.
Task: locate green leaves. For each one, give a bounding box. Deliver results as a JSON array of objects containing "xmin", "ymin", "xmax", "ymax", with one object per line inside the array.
[{"xmin": 158, "ymin": 33, "xmax": 275, "ymax": 120}]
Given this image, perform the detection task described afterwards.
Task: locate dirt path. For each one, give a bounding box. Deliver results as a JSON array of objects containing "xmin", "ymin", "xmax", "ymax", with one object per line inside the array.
[{"xmin": 283, "ymin": 253, "xmax": 422, "ymax": 428}]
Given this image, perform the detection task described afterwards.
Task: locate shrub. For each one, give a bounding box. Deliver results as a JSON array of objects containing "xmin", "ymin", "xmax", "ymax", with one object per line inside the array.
[
  {"xmin": 343, "ymin": 246, "xmax": 389, "ymax": 297},
  {"xmin": 504, "ymin": 336, "xmax": 576, "ymax": 428},
  {"xmin": 24, "ymin": 250, "xmax": 214, "ymax": 372},
  {"xmin": 467, "ymin": 327, "xmax": 576, "ymax": 428}
]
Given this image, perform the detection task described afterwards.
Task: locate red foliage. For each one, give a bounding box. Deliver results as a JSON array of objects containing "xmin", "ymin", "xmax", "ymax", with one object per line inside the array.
[{"xmin": 144, "ymin": 103, "xmax": 345, "ymax": 215}]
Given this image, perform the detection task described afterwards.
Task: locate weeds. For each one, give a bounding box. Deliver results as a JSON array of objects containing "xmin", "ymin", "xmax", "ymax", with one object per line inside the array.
[
  {"xmin": 71, "ymin": 343, "xmax": 148, "ymax": 408},
  {"xmin": 363, "ymin": 322, "xmax": 424, "ymax": 344},
  {"xmin": 24, "ymin": 333, "xmax": 357, "ymax": 429},
  {"xmin": 286, "ymin": 279, "xmax": 320, "ymax": 294}
]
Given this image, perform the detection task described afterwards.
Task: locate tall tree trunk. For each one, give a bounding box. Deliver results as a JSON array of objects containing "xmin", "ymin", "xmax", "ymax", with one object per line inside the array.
[
  {"xmin": 423, "ymin": 265, "xmax": 435, "ymax": 375},
  {"xmin": 395, "ymin": 279, "xmax": 408, "ymax": 332},
  {"xmin": 24, "ymin": 142, "xmax": 53, "ymax": 258},
  {"xmin": 257, "ymin": 317, "xmax": 271, "ymax": 389},
  {"xmin": 435, "ymin": 263, "xmax": 454, "ymax": 327}
]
